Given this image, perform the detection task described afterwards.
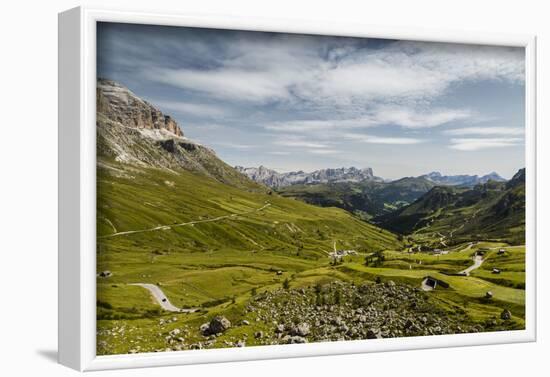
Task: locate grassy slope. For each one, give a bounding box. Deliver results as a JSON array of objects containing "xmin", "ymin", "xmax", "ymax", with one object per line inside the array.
[
  {"xmin": 97, "ymin": 160, "xmax": 402, "ymax": 309},
  {"xmin": 377, "ymin": 180, "xmax": 525, "ymax": 246},
  {"xmin": 96, "ymin": 161, "xmax": 525, "ymax": 355}
]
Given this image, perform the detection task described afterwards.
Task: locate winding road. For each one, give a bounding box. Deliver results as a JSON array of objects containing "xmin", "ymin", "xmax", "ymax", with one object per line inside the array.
[
  {"xmin": 100, "ymin": 202, "xmax": 271, "ymax": 239},
  {"xmin": 130, "ymin": 283, "xmax": 199, "ymax": 313}
]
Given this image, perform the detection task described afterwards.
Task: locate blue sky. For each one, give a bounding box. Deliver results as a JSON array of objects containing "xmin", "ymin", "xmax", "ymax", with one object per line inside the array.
[{"xmin": 97, "ymin": 22, "xmax": 525, "ymax": 179}]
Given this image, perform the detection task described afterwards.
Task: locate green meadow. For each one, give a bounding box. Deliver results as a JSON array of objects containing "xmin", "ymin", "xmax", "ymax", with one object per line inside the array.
[{"xmin": 96, "ymin": 162, "xmax": 525, "ymax": 355}]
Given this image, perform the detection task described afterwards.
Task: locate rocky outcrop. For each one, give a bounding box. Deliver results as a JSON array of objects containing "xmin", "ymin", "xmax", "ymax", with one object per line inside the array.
[
  {"xmin": 96, "ymin": 79, "xmax": 264, "ymax": 190},
  {"xmin": 97, "ymin": 78, "xmax": 183, "ymax": 137}
]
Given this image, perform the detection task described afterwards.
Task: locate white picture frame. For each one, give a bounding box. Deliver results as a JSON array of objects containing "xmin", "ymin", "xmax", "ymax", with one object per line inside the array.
[{"xmin": 58, "ymin": 6, "xmax": 537, "ymax": 371}]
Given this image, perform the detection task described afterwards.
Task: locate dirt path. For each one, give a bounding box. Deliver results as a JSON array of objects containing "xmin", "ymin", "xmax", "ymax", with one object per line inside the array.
[
  {"xmin": 100, "ymin": 202, "xmax": 271, "ymax": 239},
  {"xmin": 130, "ymin": 283, "xmax": 199, "ymax": 313}
]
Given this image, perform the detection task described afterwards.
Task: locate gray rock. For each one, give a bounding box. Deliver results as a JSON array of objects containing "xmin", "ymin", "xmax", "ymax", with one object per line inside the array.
[
  {"xmin": 290, "ymin": 323, "xmax": 310, "ymax": 337},
  {"xmin": 199, "ymin": 323, "xmax": 210, "ymax": 336},
  {"xmin": 366, "ymin": 328, "xmax": 381, "ymax": 339},
  {"xmin": 169, "ymin": 328, "xmax": 181, "ymax": 336},
  {"xmin": 209, "ymin": 316, "xmax": 231, "ymax": 334},
  {"xmin": 500, "ymin": 309, "xmax": 512, "ymax": 320},
  {"xmin": 287, "ymin": 336, "xmax": 307, "ymax": 344}
]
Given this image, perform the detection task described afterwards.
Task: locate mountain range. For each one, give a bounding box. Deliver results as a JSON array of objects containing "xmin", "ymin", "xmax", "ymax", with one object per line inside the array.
[
  {"xmin": 235, "ymin": 166, "xmax": 382, "ymax": 188},
  {"xmin": 419, "ymin": 171, "xmax": 505, "ymax": 186},
  {"xmin": 375, "ymin": 168, "xmax": 525, "ymax": 245},
  {"xmin": 237, "ymin": 165, "xmax": 506, "ymax": 189},
  {"xmin": 277, "ymin": 177, "xmax": 436, "ymax": 219}
]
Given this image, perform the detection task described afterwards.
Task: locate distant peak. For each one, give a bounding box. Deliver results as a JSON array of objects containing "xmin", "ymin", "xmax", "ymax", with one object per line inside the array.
[{"xmin": 426, "ymin": 171, "xmax": 442, "ymax": 177}]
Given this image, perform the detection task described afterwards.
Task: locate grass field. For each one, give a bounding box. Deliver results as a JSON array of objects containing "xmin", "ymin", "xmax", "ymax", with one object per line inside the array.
[{"xmin": 97, "ymin": 161, "xmax": 525, "ymax": 355}]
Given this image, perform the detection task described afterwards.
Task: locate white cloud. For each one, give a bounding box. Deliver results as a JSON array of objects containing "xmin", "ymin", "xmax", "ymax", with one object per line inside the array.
[
  {"xmin": 449, "ymin": 137, "xmax": 523, "ymax": 151},
  {"xmin": 265, "ymin": 119, "xmax": 366, "ymax": 132},
  {"xmin": 307, "ymin": 149, "xmax": 340, "ymax": 155},
  {"xmin": 210, "ymin": 141, "xmax": 255, "ymax": 150},
  {"xmin": 268, "ymin": 151, "xmax": 291, "ymax": 155},
  {"xmin": 344, "ymin": 133, "xmax": 426, "ymax": 145},
  {"xmin": 145, "ymin": 38, "xmax": 524, "ymax": 110},
  {"xmin": 265, "ymin": 107, "xmax": 471, "ymax": 133},
  {"xmin": 154, "ymin": 100, "xmax": 231, "ymax": 118},
  {"xmin": 150, "ymin": 67, "xmax": 304, "ymax": 103},
  {"xmin": 368, "ymin": 106, "xmax": 472, "ymax": 129},
  {"xmin": 274, "ymin": 139, "xmax": 331, "ymax": 149},
  {"xmin": 444, "ymin": 126, "xmax": 524, "ymax": 136}
]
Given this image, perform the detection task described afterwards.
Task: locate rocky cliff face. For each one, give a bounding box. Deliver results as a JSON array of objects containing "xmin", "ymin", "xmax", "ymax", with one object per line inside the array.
[
  {"xmin": 235, "ymin": 166, "xmax": 382, "ymax": 188},
  {"xmin": 97, "ymin": 78, "xmax": 183, "ymax": 137},
  {"xmin": 97, "ymin": 79, "xmax": 262, "ymax": 190}
]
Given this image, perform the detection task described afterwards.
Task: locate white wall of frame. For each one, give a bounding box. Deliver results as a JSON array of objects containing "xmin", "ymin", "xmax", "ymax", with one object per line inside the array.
[{"xmin": 1, "ymin": 0, "xmax": 549, "ymax": 376}]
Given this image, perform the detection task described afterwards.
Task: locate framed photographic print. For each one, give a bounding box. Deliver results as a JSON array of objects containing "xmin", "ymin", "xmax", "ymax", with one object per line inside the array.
[{"xmin": 58, "ymin": 6, "xmax": 536, "ymax": 371}]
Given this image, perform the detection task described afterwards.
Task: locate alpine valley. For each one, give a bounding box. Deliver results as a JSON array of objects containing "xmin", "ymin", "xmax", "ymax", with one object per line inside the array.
[{"xmin": 96, "ymin": 79, "xmax": 526, "ymax": 356}]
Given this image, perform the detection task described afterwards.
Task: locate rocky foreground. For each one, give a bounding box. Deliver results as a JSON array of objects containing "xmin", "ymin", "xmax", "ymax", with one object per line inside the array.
[
  {"xmin": 98, "ymin": 281, "xmax": 516, "ymax": 354},
  {"xmin": 237, "ymin": 281, "xmax": 482, "ymax": 345},
  {"xmin": 170, "ymin": 281, "xmax": 514, "ymax": 351}
]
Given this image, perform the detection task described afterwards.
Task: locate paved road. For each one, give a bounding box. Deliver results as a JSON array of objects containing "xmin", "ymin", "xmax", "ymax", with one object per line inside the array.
[
  {"xmin": 100, "ymin": 202, "xmax": 271, "ymax": 239},
  {"xmin": 130, "ymin": 283, "xmax": 198, "ymax": 313},
  {"xmin": 459, "ymin": 255, "xmax": 484, "ymax": 276}
]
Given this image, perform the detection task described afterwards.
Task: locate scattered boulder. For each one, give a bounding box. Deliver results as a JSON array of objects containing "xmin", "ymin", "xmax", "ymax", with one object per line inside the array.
[
  {"xmin": 98, "ymin": 270, "xmax": 112, "ymax": 278},
  {"xmin": 500, "ymin": 309, "xmax": 512, "ymax": 321},
  {"xmin": 208, "ymin": 316, "xmax": 231, "ymax": 335},
  {"xmin": 254, "ymin": 331, "xmax": 264, "ymax": 339},
  {"xmin": 366, "ymin": 328, "xmax": 381, "ymax": 339},
  {"xmin": 287, "ymin": 336, "xmax": 307, "ymax": 344},
  {"xmin": 290, "ymin": 323, "xmax": 310, "ymax": 337},
  {"xmin": 485, "ymin": 291, "xmax": 493, "ymax": 299},
  {"xmin": 199, "ymin": 323, "xmax": 211, "ymax": 336}
]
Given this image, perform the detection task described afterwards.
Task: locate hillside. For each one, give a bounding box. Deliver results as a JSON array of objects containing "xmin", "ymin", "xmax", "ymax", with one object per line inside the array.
[
  {"xmin": 277, "ymin": 177, "xmax": 435, "ymax": 219},
  {"xmin": 97, "ymin": 78, "xmax": 403, "ymax": 331},
  {"xmin": 376, "ymin": 169, "xmax": 525, "ymax": 245}
]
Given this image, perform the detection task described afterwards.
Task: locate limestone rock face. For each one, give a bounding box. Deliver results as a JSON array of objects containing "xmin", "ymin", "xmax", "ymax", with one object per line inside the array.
[
  {"xmin": 96, "ymin": 78, "xmax": 264, "ymax": 191},
  {"xmin": 97, "ymin": 78, "xmax": 183, "ymax": 137}
]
